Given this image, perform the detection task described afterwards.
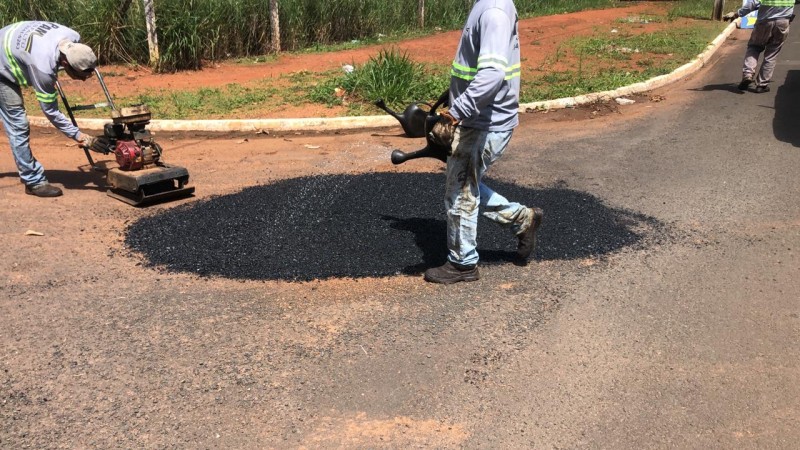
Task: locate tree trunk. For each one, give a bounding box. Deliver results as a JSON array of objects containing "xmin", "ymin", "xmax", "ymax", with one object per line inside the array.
[
  {"xmin": 142, "ymin": 0, "xmax": 160, "ymax": 68},
  {"xmin": 269, "ymin": 0, "xmax": 280, "ymax": 53},
  {"xmin": 118, "ymin": 0, "xmax": 133, "ymax": 18},
  {"xmin": 712, "ymin": 0, "xmax": 724, "ymax": 21},
  {"xmin": 418, "ymin": 0, "xmax": 425, "ymax": 28}
]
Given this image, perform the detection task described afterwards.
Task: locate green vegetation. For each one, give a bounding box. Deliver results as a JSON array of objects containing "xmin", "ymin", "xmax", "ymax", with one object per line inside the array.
[
  {"xmin": 134, "ymin": 85, "xmax": 281, "ymax": 119},
  {"xmin": 1, "ymin": 0, "xmax": 618, "ymax": 71},
  {"xmin": 520, "ymin": 20, "xmax": 725, "ymax": 102},
  {"xmin": 669, "ymin": 0, "xmax": 730, "ymax": 20},
  {"xmin": 309, "ymin": 49, "xmax": 449, "ymax": 111},
  {"xmin": 14, "ymin": 1, "xmax": 731, "ymax": 118}
]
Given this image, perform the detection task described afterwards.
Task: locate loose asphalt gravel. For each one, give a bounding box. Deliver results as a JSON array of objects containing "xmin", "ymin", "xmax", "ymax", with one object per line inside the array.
[{"xmin": 126, "ymin": 173, "xmax": 665, "ymax": 281}]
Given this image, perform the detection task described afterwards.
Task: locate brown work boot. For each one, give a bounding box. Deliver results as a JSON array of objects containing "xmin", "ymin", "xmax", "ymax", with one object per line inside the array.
[
  {"xmin": 516, "ymin": 207, "xmax": 544, "ymax": 260},
  {"xmin": 424, "ymin": 261, "xmax": 479, "ymax": 284},
  {"xmin": 738, "ymin": 76, "xmax": 753, "ymax": 91},
  {"xmin": 25, "ymin": 182, "xmax": 63, "ymax": 198}
]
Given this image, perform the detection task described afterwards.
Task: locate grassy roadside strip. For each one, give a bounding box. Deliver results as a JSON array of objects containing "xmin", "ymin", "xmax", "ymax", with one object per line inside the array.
[
  {"xmin": 521, "ymin": 20, "xmax": 726, "ymax": 102},
  {"xmin": 27, "ymin": 2, "xmax": 726, "ymax": 120}
]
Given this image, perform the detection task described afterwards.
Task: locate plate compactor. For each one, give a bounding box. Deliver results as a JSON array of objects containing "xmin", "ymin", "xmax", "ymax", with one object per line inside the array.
[{"xmin": 56, "ymin": 69, "xmax": 195, "ymax": 206}]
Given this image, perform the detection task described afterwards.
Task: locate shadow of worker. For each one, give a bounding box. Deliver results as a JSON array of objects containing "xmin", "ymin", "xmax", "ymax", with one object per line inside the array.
[{"xmin": 773, "ymin": 70, "xmax": 800, "ymax": 147}]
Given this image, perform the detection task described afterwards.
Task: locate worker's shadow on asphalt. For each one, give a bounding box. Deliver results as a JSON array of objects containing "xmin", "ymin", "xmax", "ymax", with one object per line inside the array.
[
  {"xmin": 690, "ymin": 82, "xmax": 745, "ymax": 94},
  {"xmin": 126, "ymin": 173, "xmax": 665, "ymax": 281},
  {"xmin": 772, "ymin": 70, "xmax": 800, "ymax": 147},
  {"xmin": 382, "ymin": 183, "xmax": 664, "ymax": 274}
]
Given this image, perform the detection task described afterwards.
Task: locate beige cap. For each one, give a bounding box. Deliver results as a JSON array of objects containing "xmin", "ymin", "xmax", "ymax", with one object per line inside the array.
[{"xmin": 58, "ymin": 40, "xmax": 97, "ymax": 72}]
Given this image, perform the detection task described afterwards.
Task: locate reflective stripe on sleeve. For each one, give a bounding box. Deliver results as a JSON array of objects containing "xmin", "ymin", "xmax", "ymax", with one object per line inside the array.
[
  {"xmin": 452, "ymin": 59, "xmax": 521, "ymax": 81},
  {"xmin": 3, "ymin": 23, "xmax": 28, "ymax": 87},
  {"xmin": 35, "ymin": 91, "xmax": 58, "ymax": 103}
]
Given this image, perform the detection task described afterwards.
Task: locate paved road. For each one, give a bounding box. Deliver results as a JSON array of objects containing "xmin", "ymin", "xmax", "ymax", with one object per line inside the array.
[{"xmin": 1, "ymin": 28, "xmax": 798, "ymax": 448}]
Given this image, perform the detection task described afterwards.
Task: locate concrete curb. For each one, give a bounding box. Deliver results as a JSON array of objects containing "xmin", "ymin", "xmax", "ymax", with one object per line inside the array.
[{"xmin": 30, "ymin": 22, "xmax": 737, "ymax": 133}]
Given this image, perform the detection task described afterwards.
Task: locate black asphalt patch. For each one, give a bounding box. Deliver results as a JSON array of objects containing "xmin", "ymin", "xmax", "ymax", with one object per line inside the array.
[{"xmin": 125, "ymin": 173, "xmax": 663, "ymax": 281}]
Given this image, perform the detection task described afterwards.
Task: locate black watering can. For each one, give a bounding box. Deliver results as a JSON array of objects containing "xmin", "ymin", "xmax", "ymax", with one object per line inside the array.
[
  {"xmin": 374, "ymin": 98, "xmax": 435, "ymax": 138},
  {"xmin": 386, "ymin": 90, "xmax": 452, "ymax": 165}
]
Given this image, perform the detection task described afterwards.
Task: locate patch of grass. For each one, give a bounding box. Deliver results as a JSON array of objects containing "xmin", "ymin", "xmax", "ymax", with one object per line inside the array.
[
  {"xmin": 572, "ymin": 23, "xmax": 725, "ymax": 61},
  {"xmin": 523, "ymin": 21, "xmax": 725, "ymax": 103},
  {"xmin": 131, "ymin": 84, "xmax": 279, "ymax": 118},
  {"xmin": 16, "ymin": 4, "xmax": 732, "ymax": 119},
  {"xmin": 235, "ymin": 55, "xmax": 280, "ymax": 65},
  {"xmin": 521, "ymin": 67, "xmax": 659, "ymax": 102},
  {"xmin": 669, "ymin": 0, "xmax": 727, "ymax": 20},
  {"xmin": 306, "ymin": 48, "xmax": 449, "ymax": 112},
  {"xmin": 615, "ymin": 14, "xmax": 664, "ymax": 24}
]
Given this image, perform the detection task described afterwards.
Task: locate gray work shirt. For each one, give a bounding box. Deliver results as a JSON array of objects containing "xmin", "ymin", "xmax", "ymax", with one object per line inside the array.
[
  {"xmin": 738, "ymin": 0, "xmax": 794, "ymax": 22},
  {"xmin": 449, "ymin": 0, "xmax": 521, "ymax": 131},
  {"xmin": 0, "ymin": 21, "xmax": 81, "ymax": 139}
]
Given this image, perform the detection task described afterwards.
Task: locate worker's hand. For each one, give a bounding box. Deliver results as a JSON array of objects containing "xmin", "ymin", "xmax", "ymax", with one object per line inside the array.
[
  {"xmin": 77, "ymin": 132, "xmax": 97, "ymax": 149},
  {"xmin": 440, "ymin": 110, "xmax": 459, "ymax": 126},
  {"xmin": 428, "ymin": 113, "xmax": 458, "ymax": 149},
  {"xmin": 722, "ymin": 11, "xmax": 739, "ymax": 22}
]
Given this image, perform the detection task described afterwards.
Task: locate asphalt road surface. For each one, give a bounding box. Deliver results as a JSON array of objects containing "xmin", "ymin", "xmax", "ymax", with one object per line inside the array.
[{"xmin": 1, "ymin": 29, "xmax": 798, "ymax": 448}]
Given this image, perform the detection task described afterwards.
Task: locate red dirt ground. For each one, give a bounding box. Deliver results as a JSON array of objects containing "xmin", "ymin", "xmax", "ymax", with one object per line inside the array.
[{"xmin": 55, "ymin": 2, "xmax": 677, "ymax": 119}]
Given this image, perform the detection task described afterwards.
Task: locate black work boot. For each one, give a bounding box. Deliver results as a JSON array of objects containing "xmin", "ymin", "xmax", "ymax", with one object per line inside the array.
[
  {"xmin": 738, "ymin": 76, "xmax": 753, "ymax": 91},
  {"xmin": 516, "ymin": 207, "xmax": 544, "ymax": 260},
  {"xmin": 424, "ymin": 261, "xmax": 480, "ymax": 284},
  {"xmin": 754, "ymin": 84, "xmax": 770, "ymax": 93},
  {"xmin": 25, "ymin": 182, "xmax": 63, "ymax": 197}
]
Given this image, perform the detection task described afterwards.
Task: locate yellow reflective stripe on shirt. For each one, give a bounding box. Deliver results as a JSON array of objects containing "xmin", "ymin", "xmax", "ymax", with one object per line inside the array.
[
  {"xmin": 478, "ymin": 53, "xmax": 509, "ymax": 64},
  {"xmin": 450, "ymin": 61, "xmax": 522, "ymax": 81},
  {"xmin": 452, "ymin": 60, "xmax": 521, "ymax": 81},
  {"xmin": 3, "ymin": 23, "xmax": 28, "ymax": 87},
  {"xmin": 477, "ymin": 54, "xmax": 509, "ymax": 71},
  {"xmin": 505, "ymin": 63, "xmax": 521, "ymax": 80},
  {"xmin": 452, "ymin": 61, "xmax": 477, "ymax": 73},
  {"xmin": 477, "ymin": 61, "xmax": 507, "ymax": 70},
  {"xmin": 451, "ymin": 60, "xmax": 477, "ymax": 81},
  {"xmin": 35, "ymin": 91, "xmax": 57, "ymax": 103},
  {"xmin": 451, "ymin": 68, "xmax": 475, "ymax": 81}
]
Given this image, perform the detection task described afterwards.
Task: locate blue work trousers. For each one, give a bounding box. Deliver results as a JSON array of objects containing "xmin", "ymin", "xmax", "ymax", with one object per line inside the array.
[
  {"xmin": 0, "ymin": 77, "xmax": 46, "ymax": 186},
  {"xmin": 445, "ymin": 126, "xmax": 530, "ymax": 266}
]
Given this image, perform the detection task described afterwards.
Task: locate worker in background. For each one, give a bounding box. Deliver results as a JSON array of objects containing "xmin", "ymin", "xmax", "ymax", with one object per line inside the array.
[
  {"xmin": 724, "ymin": 0, "xmax": 795, "ymax": 93},
  {"xmin": 424, "ymin": 0, "xmax": 543, "ymax": 284},
  {"xmin": 0, "ymin": 21, "xmax": 98, "ymax": 198}
]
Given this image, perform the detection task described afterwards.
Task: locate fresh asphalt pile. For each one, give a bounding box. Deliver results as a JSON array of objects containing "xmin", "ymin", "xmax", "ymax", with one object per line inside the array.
[{"xmin": 125, "ymin": 173, "xmax": 664, "ymax": 281}]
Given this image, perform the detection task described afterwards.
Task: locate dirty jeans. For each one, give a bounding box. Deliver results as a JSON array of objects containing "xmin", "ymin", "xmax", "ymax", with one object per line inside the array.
[
  {"xmin": 445, "ymin": 126, "xmax": 529, "ymax": 267},
  {"xmin": 743, "ymin": 17, "xmax": 791, "ymax": 87},
  {"xmin": 0, "ymin": 77, "xmax": 46, "ymax": 186}
]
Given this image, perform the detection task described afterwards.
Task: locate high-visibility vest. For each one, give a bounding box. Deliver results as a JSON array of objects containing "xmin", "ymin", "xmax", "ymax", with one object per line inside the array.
[{"xmin": 760, "ymin": 0, "xmax": 794, "ymax": 7}]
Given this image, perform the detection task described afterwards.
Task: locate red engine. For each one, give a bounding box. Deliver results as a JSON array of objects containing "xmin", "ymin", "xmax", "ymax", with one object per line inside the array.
[{"xmin": 114, "ymin": 140, "xmax": 160, "ymax": 171}]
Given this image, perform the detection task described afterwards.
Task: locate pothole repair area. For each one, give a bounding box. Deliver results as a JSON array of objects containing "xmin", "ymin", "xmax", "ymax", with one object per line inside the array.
[{"xmin": 125, "ymin": 173, "xmax": 664, "ymax": 281}]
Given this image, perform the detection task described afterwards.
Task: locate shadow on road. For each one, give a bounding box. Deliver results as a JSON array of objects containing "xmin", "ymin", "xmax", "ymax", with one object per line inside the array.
[
  {"xmin": 773, "ymin": 70, "xmax": 800, "ymax": 147},
  {"xmin": 690, "ymin": 82, "xmax": 745, "ymax": 94},
  {"xmin": 126, "ymin": 173, "xmax": 664, "ymax": 281}
]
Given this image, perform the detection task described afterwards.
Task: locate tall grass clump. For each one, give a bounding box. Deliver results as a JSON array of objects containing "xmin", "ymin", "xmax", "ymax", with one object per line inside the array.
[
  {"xmin": 310, "ymin": 48, "xmax": 448, "ymax": 109},
  {"xmin": 669, "ymin": 0, "xmax": 728, "ymax": 20}
]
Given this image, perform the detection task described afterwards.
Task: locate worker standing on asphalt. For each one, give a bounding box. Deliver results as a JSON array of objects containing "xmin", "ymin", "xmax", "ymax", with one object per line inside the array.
[
  {"xmin": 424, "ymin": 0, "xmax": 543, "ymax": 284},
  {"xmin": 724, "ymin": 0, "xmax": 795, "ymax": 93},
  {"xmin": 0, "ymin": 21, "xmax": 98, "ymax": 198}
]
